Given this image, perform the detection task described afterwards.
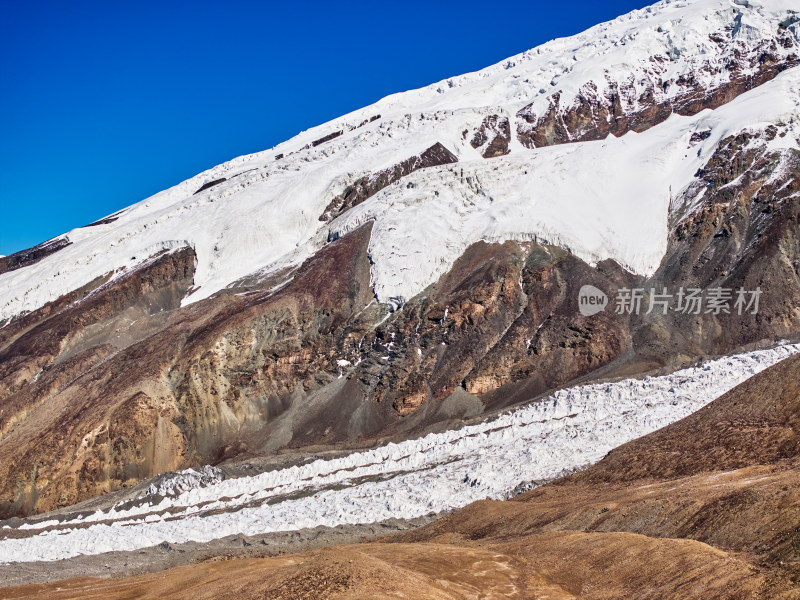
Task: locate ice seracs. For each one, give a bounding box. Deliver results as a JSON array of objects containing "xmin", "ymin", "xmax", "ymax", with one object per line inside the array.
[{"xmin": 1, "ymin": 343, "xmax": 797, "ymax": 564}]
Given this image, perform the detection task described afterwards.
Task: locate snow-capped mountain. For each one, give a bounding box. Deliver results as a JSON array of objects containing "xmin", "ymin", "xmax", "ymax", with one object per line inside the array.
[
  {"xmin": 1, "ymin": 0, "xmax": 797, "ymax": 319},
  {"xmin": 0, "ymin": 0, "xmax": 799, "ymax": 520}
]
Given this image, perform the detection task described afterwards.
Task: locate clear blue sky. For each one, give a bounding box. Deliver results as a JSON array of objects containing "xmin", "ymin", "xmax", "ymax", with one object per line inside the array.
[{"xmin": 0, "ymin": 0, "xmax": 652, "ymax": 256}]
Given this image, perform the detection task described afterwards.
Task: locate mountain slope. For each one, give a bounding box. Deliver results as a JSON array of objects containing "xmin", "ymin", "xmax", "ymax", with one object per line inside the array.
[
  {"xmin": 388, "ymin": 347, "xmax": 800, "ymax": 596},
  {"xmin": 1, "ymin": 0, "xmax": 800, "ymax": 517},
  {"xmin": 0, "ymin": 345, "xmax": 792, "ymax": 567},
  {"xmin": 6, "ymin": 333, "xmax": 800, "ymax": 598}
]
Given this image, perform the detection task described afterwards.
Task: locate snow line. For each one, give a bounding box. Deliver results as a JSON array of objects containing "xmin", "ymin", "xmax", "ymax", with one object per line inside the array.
[{"xmin": 1, "ymin": 343, "xmax": 797, "ymax": 563}]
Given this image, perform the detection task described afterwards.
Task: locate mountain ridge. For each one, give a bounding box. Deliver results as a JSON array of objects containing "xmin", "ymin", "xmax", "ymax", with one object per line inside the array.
[{"xmin": 1, "ymin": 0, "xmax": 798, "ymax": 320}]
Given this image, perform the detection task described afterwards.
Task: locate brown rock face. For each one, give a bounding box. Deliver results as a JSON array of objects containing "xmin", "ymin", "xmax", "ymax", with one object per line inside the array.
[
  {"xmin": 319, "ymin": 142, "xmax": 458, "ymax": 222},
  {"xmin": 470, "ymin": 114, "xmax": 511, "ymax": 158},
  {"xmin": 0, "ymin": 247, "xmax": 197, "ymax": 516},
  {"xmin": 350, "ymin": 243, "xmax": 634, "ymax": 417},
  {"xmin": 633, "ymin": 126, "xmax": 800, "ymax": 363},
  {"xmin": 516, "ymin": 33, "xmax": 798, "ymax": 148},
  {"xmin": 0, "ymin": 237, "xmax": 72, "ymax": 276},
  {"xmin": 0, "ymin": 224, "xmax": 376, "ymax": 517},
  {"xmin": 311, "ymin": 130, "xmax": 343, "ymax": 147},
  {"xmin": 193, "ymin": 177, "xmax": 227, "ymax": 194}
]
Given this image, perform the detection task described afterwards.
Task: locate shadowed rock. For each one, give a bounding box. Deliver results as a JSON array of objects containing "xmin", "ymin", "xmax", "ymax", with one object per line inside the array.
[
  {"xmin": 470, "ymin": 114, "xmax": 511, "ymax": 158},
  {"xmin": 320, "ymin": 142, "xmax": 458, "ymax": 222},
  {"xmin": 0, "ymin": 237, "xmax": 72, "ymax": 276}
]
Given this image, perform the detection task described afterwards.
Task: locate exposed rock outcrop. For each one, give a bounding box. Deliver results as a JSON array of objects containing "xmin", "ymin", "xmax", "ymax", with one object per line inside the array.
[
  {"xmin": 319, "ymin": 142, "xmax": 458, "ymax": 222},
  {"xmin": 516, "ymin": 31, "xmax": 798, "ymax": 148},
  {"xmin": 0, "ymin": 237, "xmax": 72, "ymax": 276},
  {"xmin": 193, "ymin": 178, "xmax": 227, "ymax": 194},
  {"xmin": 470, "ymin": 114, "xmax": 511, "ymax": 158},
  {"xmin": 0, "ymin": 225, "xmax": 375, "ymax": 516}
]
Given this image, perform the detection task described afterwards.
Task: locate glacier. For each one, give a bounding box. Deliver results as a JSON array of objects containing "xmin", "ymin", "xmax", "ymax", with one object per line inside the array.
[{"xmin": 1, "ymin": 342, "xmax": 796, "ymax": 564}]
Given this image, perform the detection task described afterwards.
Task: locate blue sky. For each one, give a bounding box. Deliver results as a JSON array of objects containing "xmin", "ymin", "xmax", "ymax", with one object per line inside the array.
[{"xmin": 0, "ymin": 0, "xmax": 652, "ymax": 256}]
